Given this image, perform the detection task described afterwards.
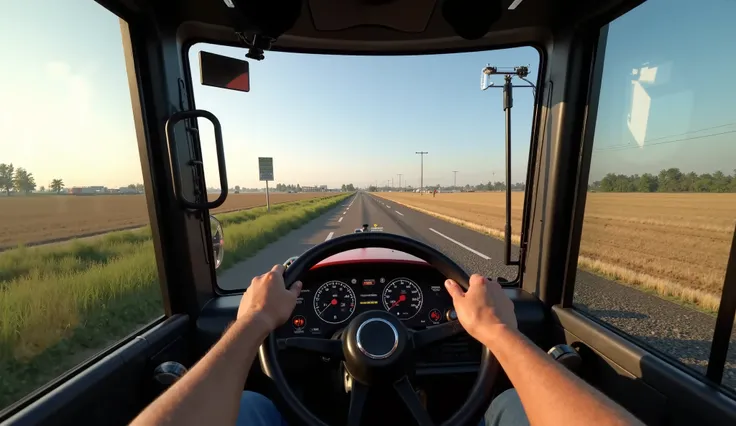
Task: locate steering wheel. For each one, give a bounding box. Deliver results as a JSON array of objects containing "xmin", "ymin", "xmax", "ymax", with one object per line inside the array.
[{"xmin": 259, "ymin": 232, "xmax": 500, "ymax": 426}]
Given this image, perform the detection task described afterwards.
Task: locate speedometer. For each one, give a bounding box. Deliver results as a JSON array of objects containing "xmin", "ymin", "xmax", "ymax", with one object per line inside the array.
[
  {"xmin": 382, "ymin": 278, "xmax": 423, "ymax": 320},
  {"xmin": 314, "ymin": 280, "xmax": 356, "ymax": 324}
]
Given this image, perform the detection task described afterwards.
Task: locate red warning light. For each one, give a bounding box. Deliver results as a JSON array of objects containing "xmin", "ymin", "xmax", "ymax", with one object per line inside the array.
[
  {"xmin": 292, "ymin": 316, "xmax": 306, "ymax": 329},
  {"xmin": 429, "ymin": 309, "xmax": 441, "ymax": 323}
]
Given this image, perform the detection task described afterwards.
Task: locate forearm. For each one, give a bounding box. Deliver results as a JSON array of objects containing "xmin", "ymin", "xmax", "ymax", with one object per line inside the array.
[
  {"xmin": 131, "ymin": 314, "xmax": 269, "ymax": 426},
  {"xmin": 480, "ymin": 325, "xmax": 642, "ymax": 426}
]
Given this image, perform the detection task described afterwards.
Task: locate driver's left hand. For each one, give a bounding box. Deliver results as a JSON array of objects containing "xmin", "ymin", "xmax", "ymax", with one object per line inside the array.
[{"xmin": 238, "ymin": 264, "xmax": 303, "ymax": 331}]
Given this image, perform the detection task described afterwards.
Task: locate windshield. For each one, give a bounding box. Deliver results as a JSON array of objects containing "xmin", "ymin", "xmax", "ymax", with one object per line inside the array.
[{"xmin": 186, "ymin": 45, "xmax": 540, "ymax": 291}]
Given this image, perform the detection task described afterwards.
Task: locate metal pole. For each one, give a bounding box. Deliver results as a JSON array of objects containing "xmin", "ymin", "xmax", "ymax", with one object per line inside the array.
[
  {"xmin": 503, "ymin": 74, "xmax": 513, "ymax": 265},
  {"xmin": 452, "ymin": 170, "xmax": 458, "ymax": 189},
  {"xmin": 398, "ymin": 174, "xmax": 403, "ymax": 190},
  {"xmin": 265, "ymin": 180, "xmax": 270, "ymax": 212},
  {"xmin": 415, "ymin": 151, "xmax": 428, "ymax": 195}
]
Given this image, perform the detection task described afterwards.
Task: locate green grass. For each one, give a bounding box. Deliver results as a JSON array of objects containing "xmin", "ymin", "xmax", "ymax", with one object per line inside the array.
[{"xmin": 0, "ymin": 193, "xmax": 350, "ymax": 410}]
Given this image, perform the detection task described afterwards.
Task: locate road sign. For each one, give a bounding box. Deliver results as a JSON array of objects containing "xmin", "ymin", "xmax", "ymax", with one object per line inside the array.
[{"xmin": 258, "ymin": 157, "xmax": 274, "ymax": 181}]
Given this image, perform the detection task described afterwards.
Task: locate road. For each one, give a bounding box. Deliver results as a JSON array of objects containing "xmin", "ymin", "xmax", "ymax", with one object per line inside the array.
[{"xmin": 219, "ymin": 191, "xmax": 736, "ymax": 389}]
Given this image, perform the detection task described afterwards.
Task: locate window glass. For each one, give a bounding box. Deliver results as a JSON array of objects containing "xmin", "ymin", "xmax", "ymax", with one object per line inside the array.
[
  {"xmin": 187, "ymin": 44, "xmax": 539, "ymax": 290},
  {"xmin": 575, "ymin": 0, "xmax": 736, "ymax": 389},
  {"xmin": 0, "ymin": 1, "xmax": 163, "ymax": 410}
]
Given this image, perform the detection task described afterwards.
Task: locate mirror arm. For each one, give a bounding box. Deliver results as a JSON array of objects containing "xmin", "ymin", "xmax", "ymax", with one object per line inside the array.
[{"xmin": 503, "ymin": 75, "xmax": 520, "ymax": 266}]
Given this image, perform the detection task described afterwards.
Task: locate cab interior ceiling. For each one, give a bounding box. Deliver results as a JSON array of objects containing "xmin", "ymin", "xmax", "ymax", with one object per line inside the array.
[{"xmin": 112, "ymin": 0, "xmax": 645, "ymax": 54}]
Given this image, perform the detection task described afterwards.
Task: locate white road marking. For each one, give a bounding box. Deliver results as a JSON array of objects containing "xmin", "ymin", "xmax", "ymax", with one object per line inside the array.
[
  {"xmin": 347, "ymin": 207, "xmax": 349, "ymax": 210},
  {"xmin": 386, "ymin": 205, "xmax": 391, "ymax": 209},
  {"xmin": 325, "ymin": 232, "xmax": 334, "ymax": 241},
  {"xmin": 395, "ymin": 211, "xmax": 404, "ymax": 216},
  {"xmin": 343, "ymin": 211, "xmax": 347, "ymax": 215},
  {"xmin": 428, "ymin": 228, "xmax": 491, "ymax": 260},
  {"xmin": 338, "ymin": 217, "xmax": 343, "ymax": 222}
]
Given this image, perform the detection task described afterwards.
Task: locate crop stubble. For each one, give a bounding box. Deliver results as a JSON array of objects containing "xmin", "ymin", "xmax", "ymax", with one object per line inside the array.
[
  {"xmin": 0, "ymin": 192, "xmax": 328, "ymax": 249},
  {"xmin": 377, "ymin": 192, "xmax": 736, "ymax": 310}
]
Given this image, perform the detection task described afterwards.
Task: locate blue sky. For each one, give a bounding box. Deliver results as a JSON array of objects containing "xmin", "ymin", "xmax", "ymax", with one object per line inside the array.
[{"xmin": 1, "ymin": 0, "xmax": 734, "ymax": 189}]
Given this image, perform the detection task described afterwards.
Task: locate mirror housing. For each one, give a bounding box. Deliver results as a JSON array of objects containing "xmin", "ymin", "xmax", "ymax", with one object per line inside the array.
[{"xmin": 210, "ymin": 216, "xmax": 224, "ymax": 269}]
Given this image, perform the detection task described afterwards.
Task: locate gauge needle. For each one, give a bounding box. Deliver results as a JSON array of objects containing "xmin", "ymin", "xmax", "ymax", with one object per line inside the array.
[
  {"xmin": 321, "ymin": 298, "xmax": 338, "ymax": 314},
  {"xmin": 389, "ymin": 294, "xmax": 406, "ymax": 309}
]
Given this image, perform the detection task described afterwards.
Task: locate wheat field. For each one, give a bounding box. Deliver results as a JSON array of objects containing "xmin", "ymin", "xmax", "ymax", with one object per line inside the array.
[
  {"xmin": 376, "ymin": 192, "xmax": 736, "ymax": 311},
  {"xmin": 0, "ymin": 192, "xmax": 329, "ymax": 249}
]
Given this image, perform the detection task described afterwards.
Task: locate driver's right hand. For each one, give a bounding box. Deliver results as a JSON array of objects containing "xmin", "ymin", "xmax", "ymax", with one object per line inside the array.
[{"xmin": 444, "ymin": 274, "xmax": 517, "ymax": 341}]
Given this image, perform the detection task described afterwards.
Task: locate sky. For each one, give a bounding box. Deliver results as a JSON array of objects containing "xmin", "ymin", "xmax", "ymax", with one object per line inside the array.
[{"xmin": 0, "ymin": 0, "xmax": 734, "ymax": 190}]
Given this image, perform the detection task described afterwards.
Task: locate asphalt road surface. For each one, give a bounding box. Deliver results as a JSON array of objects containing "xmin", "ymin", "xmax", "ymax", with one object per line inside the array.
[{"xmin": 219, "ymin": 191, "xmax": 736, "ymax": 389}]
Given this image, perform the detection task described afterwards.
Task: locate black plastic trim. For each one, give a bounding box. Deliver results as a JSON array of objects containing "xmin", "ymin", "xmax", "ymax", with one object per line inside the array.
[{"xmin": 707, "ymin": 227, "xmax": 736, "ymax": 382}]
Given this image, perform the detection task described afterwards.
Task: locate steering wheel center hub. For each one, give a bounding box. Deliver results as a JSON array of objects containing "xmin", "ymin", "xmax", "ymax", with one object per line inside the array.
[
  {"xmin": 356, "ymin": 318, "xmax": 399, "ymax": 359},
  {"xmin": 342, "ymin": 311, "xmax": 411, "ymax": 384}
]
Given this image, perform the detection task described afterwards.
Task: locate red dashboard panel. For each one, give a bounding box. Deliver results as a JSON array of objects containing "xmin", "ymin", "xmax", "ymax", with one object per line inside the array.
[{"xmin": 310, "ymin": 247, "xmax": 428, "ymax": 269}]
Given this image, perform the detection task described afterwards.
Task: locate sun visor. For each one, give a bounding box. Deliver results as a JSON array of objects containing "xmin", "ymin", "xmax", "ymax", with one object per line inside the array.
[{"xmin": 308, "ymin": 0, "xmax": 437, "ymax": 32}]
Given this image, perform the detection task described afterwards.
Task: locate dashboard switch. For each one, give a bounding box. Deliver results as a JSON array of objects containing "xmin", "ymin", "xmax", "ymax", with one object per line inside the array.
[
  {"xmin": 428, "ymin": 309, "xmax": 442, "ymax": 324},
  {"xmin": 446, "ymin": 309, "xmax": 458, "ymax": 321}
]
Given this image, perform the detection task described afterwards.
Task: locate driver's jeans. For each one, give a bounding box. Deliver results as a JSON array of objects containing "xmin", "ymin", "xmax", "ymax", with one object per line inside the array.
[{"xmin": 235, "ymin": 388, "xmax": 529, "ymax": 426}]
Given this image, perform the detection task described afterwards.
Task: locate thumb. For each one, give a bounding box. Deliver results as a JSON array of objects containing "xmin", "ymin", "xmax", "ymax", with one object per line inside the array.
[
  {"xmin": 289, "ymin": 281, "xmax": 303, "ymax": 297},
  {"xmin": 444, "ymin": 279, "xmax": 465, "ymax": 300}
]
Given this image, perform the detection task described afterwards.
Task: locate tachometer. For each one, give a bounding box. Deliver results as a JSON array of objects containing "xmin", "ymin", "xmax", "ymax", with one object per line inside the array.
[
  {"xmin": 382, "ymin": 278, "xmax": 423, "ymax": 320},
  {"xmin": 314, "ymin": 280, "xmax": 356, "ymax": 324}
]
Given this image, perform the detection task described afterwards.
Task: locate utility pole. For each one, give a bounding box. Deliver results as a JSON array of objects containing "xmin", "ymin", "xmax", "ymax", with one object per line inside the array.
[
  {"xmin": 452, "ymin": 170, "xmax": 458, "ymax": 189},
  {"xmin": 397, "ymin": 173, "xmax": 403, "ymax": 190},
  {"xmin": 415, "ymin": 151, "xmax": 428, "ymax": 195},
  {"xmin": 391, "ymin": 177, "xmax": 394, "ymax": 189}
]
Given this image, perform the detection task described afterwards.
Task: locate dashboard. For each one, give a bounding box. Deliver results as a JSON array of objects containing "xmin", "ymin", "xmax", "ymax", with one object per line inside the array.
[{"xmin": 274, "ymin": 261, "xmax": 482, "ymax": 365}]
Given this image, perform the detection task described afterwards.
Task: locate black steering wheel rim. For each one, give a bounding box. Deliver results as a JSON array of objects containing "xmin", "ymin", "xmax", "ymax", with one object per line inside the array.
[{"xmin": 259, "ymin": 232, "xmax": 498, "ymax": 426}]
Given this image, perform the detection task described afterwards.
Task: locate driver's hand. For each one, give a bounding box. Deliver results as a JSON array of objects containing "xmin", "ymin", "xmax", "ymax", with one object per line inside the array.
[
  {"xmin": 238, "ymin": 264, "xmax": 302, "ymax": 331},
  {"xmin": 444, "ymin": 274, "xmax": 517, "ymax": 340}
]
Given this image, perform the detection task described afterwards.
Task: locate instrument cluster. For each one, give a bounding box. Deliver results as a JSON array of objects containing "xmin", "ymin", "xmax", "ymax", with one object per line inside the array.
[{"xmin": 277, "ymin": 263, "xmax": 456, "ymax": 338}]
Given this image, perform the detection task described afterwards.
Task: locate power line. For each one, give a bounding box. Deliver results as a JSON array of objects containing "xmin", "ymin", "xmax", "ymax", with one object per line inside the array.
[
  {"xmin": 593, "ymin": 129, "xmax": 736, "ymax": 153},
  {"xmin": 593, "ymin": 122, "xmax": 736, "ymax": 153}
]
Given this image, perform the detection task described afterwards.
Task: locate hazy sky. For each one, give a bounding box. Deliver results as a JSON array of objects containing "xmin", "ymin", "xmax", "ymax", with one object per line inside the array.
[{"xmin": 1, "ymin": 0, "xmax": 733, "ymax": 189}]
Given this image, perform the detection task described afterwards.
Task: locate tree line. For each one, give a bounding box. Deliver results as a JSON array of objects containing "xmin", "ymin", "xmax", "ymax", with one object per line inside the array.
[
  {"xmin": 341, "ymin": 184, "xmax": 355, "ymax": 192},
  {"xmin": 0, "ymin": 163, "xmax": 65, "ymax": 195},
  {"xmin": 590, "ymin": 168, "xmax": 736, "ymax": 193},
  {"xmin": 275, "ymin": 183, "xmax": 302, "ymax": 192}
]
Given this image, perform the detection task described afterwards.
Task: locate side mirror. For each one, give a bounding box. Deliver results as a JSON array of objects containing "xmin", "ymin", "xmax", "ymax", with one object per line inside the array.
[
  {"xmin": 210, "ymin": 216, "xmax": 224, "ymax": 269},
  {"xmin": 199, "ymin": 51, "xmax": 250, "ymax": 93}
]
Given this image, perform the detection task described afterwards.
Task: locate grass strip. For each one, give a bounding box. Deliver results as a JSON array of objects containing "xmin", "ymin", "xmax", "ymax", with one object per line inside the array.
[{"xmin": 0, "ymin": 193, "xmax": 350, "ymax": 409}]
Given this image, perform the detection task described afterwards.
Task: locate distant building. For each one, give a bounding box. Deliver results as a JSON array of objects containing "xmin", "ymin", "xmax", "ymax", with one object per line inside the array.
[{"xmin": 69, "ymin": 186, "xmax": 108, "ymax": 195}]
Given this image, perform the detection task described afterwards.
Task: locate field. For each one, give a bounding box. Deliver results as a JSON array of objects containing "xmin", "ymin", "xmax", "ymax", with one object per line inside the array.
[
  {"xmin": 376, "ymin": 192, "xmax": 736, "ymax": 312},
  {"xmin": 0, "ymin": 193, "xmax": 350, "ymax": 409},
  {"xmin": 0, "ymin": 192, "xmax": 329, "ymax": 249}
]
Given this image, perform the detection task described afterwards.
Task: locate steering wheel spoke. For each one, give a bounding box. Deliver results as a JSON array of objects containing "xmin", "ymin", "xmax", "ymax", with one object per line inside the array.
[
  {"xmin": 276, "ymin": 337, "xmax": 344, "ymax": 359},
  {"xmin": 412, "ymin": 320, "xmax": 465, "ymax": 349},
  {"xmin": 346, "ymin": 379, "xmax": 369, "ymax": 426},
  {"xmin": 394, "ymin": 376, "xmax": 435, "ymax": 426}
]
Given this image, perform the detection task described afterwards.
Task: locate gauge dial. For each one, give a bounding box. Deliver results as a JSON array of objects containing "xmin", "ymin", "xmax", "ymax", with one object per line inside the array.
[
  {"xmin": 382, "ymin": 278, "xmax": 423, "ymax": 320},
  {"xmin": 314, "ymin": 280, "xmax": 356, "ymax": 324}
]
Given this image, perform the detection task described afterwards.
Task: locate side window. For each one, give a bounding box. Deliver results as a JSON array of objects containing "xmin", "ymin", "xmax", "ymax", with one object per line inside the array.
[
  {"xmin": 0, "ymin": 1, "xmax": 163, "ymax": 411},
  {"xmin": 575, "ymin": 0, "xmax": 736, "ymax": 389}
]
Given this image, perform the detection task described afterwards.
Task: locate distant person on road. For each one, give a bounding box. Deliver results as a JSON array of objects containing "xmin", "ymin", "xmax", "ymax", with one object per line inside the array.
[
  {"xmin": 433, "ymin": 188, "xmax": 437, "ymax": 197},
  {"xmin": 131, "ymin": 265, "xmax": 644, "ymax": 426}
]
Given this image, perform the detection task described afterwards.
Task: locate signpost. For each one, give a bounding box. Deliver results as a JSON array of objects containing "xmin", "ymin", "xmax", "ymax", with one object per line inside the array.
[{"xmin": 258, "ymin": 157, "xmax": 274, "ymax": 212}]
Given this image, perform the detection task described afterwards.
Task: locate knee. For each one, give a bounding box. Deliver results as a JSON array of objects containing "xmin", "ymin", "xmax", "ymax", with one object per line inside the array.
[
  {"xmin": 237, "ymin": 391, "xmax": 284, "ymax": 426},
  {"xmin": 484, "ymin": 389, "xmax": 529, "ymax": 426}
]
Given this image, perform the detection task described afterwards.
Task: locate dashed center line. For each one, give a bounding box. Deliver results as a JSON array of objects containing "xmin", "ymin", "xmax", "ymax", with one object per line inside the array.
[
  {"xmin": 325, "ymin": 232, "xmax": 334, "ymax": 241},
  {"xmin": 395, "ymin": 211, "xmax": 404, "ymax": 216},
  {"xmin": 338, "ymin": 217, "xmax": 343, "ymax": 222},
  {"xmin": 343, "ymin": 211, "xmax": 347, "ymax": 215},
  {"xmin": 428, "ymin": 228, "xmax": 491, "ymax": 260}
]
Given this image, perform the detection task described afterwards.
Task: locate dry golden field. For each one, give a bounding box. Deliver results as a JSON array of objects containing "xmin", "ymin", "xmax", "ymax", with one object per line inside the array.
[
  {"xmin": 0, "ymin": 192, "xmax": 330, "ymax": 249},
  {"xmin": 377, "ymin": 192, "xmax": 736, "ymax": 311}
]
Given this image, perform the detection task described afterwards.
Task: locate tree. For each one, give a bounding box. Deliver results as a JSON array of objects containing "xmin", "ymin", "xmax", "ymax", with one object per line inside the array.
[
  {"xmin": 135, "ymin": 183, "xmax": 144, "ymax": 193},
  {"xmin": 39, "ymin": 186, "xmax": 46, "ymax": 192},
  {"xmin": 13, "ymin": 167, "xmax": 36, "ymax": 194},
  {"xmin": 346, "ymin": 184, "xmax": 355, "ymax": 191},
  {"xmin": 0, "ymin": 163, "xmax": 14, "ymax": 195},
  {"xmin": 636, "ymin": 173, "xmax": 658, "ymax": 192},
  {"xmin": 341, "ymin": 184, "xmax": 347, "ymax": 192},
  {"xmin": 296, "ymin": 184, "xmax": 301, "ymax": 192},
  {"xmin": 50, "ymin": 178, "xmax": 65, "ymax": 194}
]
